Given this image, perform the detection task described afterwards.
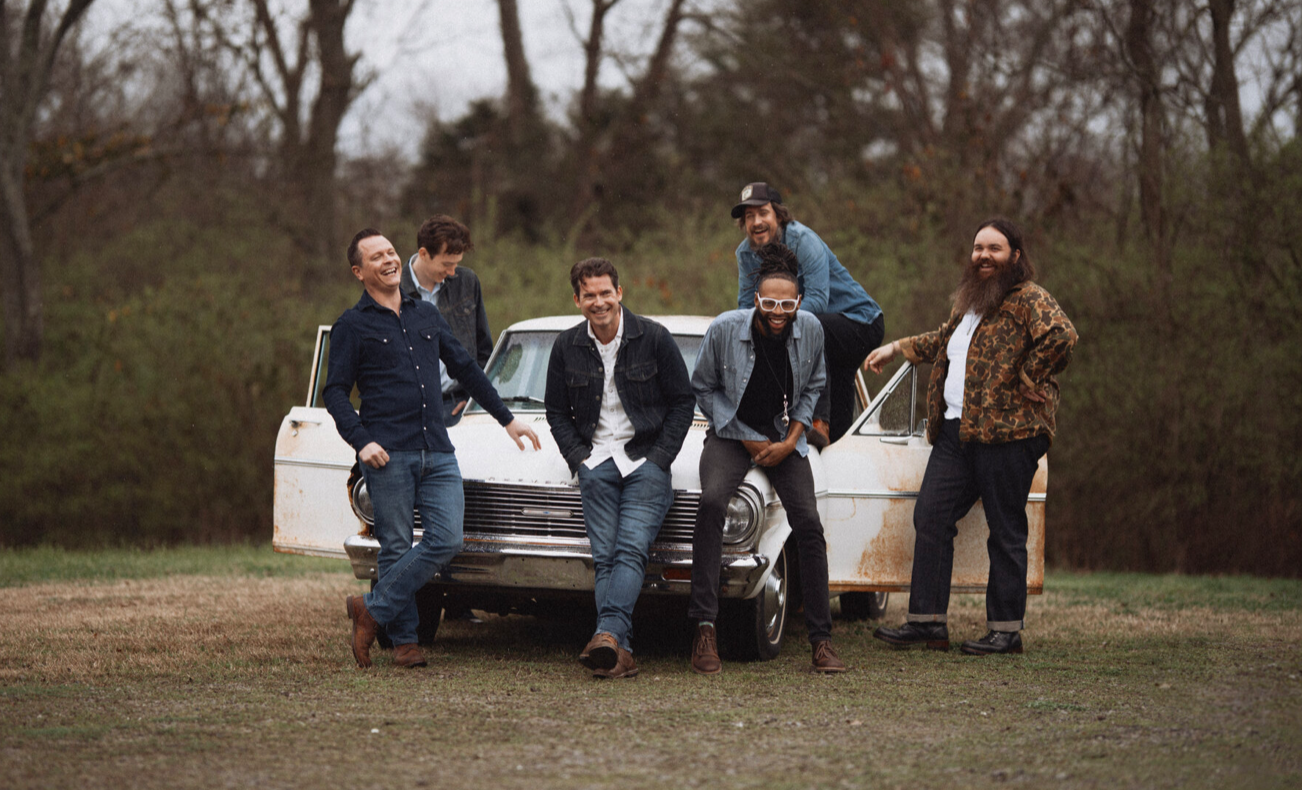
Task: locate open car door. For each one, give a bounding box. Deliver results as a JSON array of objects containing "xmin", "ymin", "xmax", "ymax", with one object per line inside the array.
[{"xmin": 819, "ymin": 363, "xmax": 1048, "ymax": 595}]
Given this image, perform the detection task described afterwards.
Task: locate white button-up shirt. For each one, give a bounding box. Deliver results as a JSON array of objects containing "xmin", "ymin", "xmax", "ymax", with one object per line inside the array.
[{"xmin": 583, "ymin": 316, "xmax": 645, "ymax": 476}]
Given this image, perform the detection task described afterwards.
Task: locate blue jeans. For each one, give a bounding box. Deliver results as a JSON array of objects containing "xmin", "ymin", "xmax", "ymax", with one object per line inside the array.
[
  {"xmin": 362, "ymin": 450, "xmax": 464, "ymax": 645},
  {"xmin": 576, "ymin": 458, "xmax": 673, "ymax": 652}
]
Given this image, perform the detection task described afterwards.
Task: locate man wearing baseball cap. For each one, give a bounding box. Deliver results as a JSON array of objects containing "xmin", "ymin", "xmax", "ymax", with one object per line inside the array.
[{"xmin": 732, "ymin": 183, "xmax": 884, "ymax": 446}]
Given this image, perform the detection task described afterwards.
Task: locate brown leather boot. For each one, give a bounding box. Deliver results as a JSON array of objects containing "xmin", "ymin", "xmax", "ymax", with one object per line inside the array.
[
  {"xmin": 593, "ymin": 646, "xmax": 638, "ymax": 679},
  {"xmin": 811, "ymin": 640, "xmax": 848, "ymax": 673},
  {"xmin": 579, "ymin": 632, "xmax": 619, "ymax": 671},
  {"xmin": 691, "ymin": 623, "xmax": 722, "ymax": 675},
  {"xmin": 345, "ymin": 595, "xmax": 378, "ymax": 669},
  {"xmin": 393, "ymin": 643, "xmax": 428, "ymax": 668}
]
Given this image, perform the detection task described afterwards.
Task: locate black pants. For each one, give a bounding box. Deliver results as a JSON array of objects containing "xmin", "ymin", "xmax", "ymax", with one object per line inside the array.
[
  {"xmin": 906, "ymin": 419, "xmax": 1049, "ymax": 631},
  {"xmin": 814, "ymin": 313, "xmax": 885, "ymax": 443},
  {"xmin": 688, "ymin": 429, "xmax": 833, "ymax": 643}
]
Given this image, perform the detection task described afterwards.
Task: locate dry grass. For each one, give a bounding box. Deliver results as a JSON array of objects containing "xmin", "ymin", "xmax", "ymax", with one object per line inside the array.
[{"xmin": 1, "ymin": 564, "xmax": 1299, "ymax": 790}]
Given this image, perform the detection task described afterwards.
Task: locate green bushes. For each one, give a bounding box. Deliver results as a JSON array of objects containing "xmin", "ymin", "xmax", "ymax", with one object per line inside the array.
[{"xmin": 3, "ymin": 173, "xmax": 1299, "ymax": 577}]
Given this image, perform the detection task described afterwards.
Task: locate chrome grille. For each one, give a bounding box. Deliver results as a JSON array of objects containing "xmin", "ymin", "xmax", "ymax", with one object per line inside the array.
[{"xmin": 458, "ymin": 481, "xmax": 700, "ymax": 544}]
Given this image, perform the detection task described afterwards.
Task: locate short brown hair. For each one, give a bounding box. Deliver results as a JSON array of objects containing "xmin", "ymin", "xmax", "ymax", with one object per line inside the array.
[
  {"xmin": 347, "ymin": 228, "xmax": 384, "ymax": 269},
  {"xmin": 569, "ymin": 257, "xmax": 619, "ymax": 295},
  {"xmin": 416, "ymin": 215, "xmax": 474, "ymax": 257}
]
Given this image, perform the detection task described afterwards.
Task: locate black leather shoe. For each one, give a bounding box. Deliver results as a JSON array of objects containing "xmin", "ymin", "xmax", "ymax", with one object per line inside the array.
[
  {"xmin": 960, "ymin": 630, "xmax": 1023, "ymax": 655},
  {"xmin": 873, "ymin": 621, "xmax": 950, "ymax": 650}
]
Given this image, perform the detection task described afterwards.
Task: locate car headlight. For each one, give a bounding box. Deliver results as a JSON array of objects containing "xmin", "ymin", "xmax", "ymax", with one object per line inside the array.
[
  {"xmin": 350, "ymin": 477, "xmax": 374, "ymax": 525},
  {"xmin": 721, "ymin": 484, "xmax": 763, "ymax": 545}
]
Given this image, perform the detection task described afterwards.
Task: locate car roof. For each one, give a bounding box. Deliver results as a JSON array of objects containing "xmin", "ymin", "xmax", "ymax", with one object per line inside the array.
[{"xmin": 503, "ymin": 314, "xmax": 718, "ymax": 335}]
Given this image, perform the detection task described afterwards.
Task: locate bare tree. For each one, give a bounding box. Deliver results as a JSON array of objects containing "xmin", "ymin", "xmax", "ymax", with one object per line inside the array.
[
  {"xmin": 498, "ymin": 0, "xmax": 541, "ymax": 146},
  {"xmin": 223, "ymin": 0, "xmax": 367, "ymax": 271},
  {"xmin": 0, "ymin": 0, "xmax": 97, "ymax": 367}
]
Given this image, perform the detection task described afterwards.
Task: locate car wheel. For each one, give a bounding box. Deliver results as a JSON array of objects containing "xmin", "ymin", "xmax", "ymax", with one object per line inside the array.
[
  {"xmin": 720, "ymin": 544, "xmax": 788, "ymax": 661},
  {"xmin": 368, "ymin": 582, "xmax": 444, "ymax": 648},
  {"xmin": 839, "ymin": 591, "xmax": 889, "ymax": 621}
]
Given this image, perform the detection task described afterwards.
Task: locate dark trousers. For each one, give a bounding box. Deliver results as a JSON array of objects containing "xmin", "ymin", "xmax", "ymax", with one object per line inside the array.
[
  {"xmin": 814, "ymin": 313, "xmax": 885, "ymax": 443},
  {"xmin": 907, "ymin": 419, "xmax": 1049, "ymax": 631},
  {"xmin": 688, "ymin": 429, "xmax": 833, "ymax": 643}
]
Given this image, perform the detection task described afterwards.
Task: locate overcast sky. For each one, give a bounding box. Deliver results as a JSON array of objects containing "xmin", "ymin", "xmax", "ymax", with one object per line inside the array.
[{"xmin": 87, "ymin": 0, "xmax": 681, "ymax": 161}]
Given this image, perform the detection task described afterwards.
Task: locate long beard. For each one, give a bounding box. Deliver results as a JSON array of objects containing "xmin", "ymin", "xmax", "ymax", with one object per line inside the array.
[{"xmin": 953, "ymin": 262, "xmax": 1020, "ymax": 318}]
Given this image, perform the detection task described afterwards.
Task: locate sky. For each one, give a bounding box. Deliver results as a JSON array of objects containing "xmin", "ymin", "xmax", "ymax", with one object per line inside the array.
[{"xmin": 88, "ymin": 0, "xmax": 682, "ymax": 161}]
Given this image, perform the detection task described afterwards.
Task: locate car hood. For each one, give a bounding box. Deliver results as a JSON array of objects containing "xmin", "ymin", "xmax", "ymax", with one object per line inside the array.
[{"xmin": 448, "ymin": 413, "xmax": 707, "ymax": 490}]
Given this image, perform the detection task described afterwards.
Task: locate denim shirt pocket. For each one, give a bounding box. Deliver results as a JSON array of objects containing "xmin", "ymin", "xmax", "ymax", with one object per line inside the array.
[
  {"xmin": 622, "ymin": 360, "xmax": 659, "ymax": 405},
  {"xmin": 415, "ymin": 326, "xmax": 444, "ymax": 369},
  {"xmin": 361, "ymin": 333, "xmax": 399, "ymax": 367}
]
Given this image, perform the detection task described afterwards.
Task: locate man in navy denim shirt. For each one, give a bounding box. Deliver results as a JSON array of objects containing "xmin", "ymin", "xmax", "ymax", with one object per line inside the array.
[{"xmin": 325, "ymin": 228, "xmax": 540, "ymax": 669}]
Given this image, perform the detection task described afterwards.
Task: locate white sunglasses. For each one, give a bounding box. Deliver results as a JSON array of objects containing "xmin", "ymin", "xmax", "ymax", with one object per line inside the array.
[{"xmin": 757, "ymin": 297, "xmax": 799, "ymax": 313}]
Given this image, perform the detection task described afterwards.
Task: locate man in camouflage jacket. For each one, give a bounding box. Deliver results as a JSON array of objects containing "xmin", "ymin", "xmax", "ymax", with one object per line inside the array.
[{"xmin": 865, "ymin": 219, "xmax": 1077, "ymax": 656}]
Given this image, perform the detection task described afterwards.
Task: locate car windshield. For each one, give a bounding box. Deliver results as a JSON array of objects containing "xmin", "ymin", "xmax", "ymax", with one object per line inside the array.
[{"xmin": 468, "ymin": 330, "xmax": 705, "ymax": 413}]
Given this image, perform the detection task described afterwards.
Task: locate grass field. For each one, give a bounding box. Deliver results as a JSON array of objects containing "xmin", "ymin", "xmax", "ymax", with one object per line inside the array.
[{"xmin": 1, "ymin": 546, "xmax": 1298, "ymax": 789}]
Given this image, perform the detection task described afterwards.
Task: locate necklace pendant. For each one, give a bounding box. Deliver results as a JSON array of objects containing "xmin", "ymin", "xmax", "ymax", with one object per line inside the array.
[{"xmin": 781, "ymin": 396, "xmax": 790, "ymax": 428}]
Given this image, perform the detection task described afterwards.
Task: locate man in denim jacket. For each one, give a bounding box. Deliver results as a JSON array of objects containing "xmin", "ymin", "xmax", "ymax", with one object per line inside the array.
[
  {"xmin": 400, "ymin": 215, "xmax": 494, "ymax": 427},
  {"xmin": 866, "ymin": 219, "xmax": 1076, "ymax": 656},
  {"xmin": 733, "ymin": 182, "xmax": 884, "ymax": 447},
  {"xmin": 689, "ymin": 243, "xmax": 847, "ymax": 674},
  {"xmin": 544, "ymin": 258, "xmax": 695, "ymax": 678}
]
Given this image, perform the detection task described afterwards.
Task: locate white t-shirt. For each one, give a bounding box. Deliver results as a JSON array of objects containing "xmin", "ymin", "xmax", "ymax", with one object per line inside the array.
[
  {"xmin": 583, "ymin": 316, "xmax": 645, "ymax": 476},
  {"xmin": 943, "ymin": 311, "xmax": 982, "ymax": 420}
]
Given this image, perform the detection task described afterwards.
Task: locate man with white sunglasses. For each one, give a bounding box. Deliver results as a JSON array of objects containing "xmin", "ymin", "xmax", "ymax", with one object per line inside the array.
[
  {"xmin": 732, "ymin": 182, "xmax": 884, "ymax": 448},
  {"xmin": 688, "ymin": 243, "xmax": 846, "ymax": 675}
]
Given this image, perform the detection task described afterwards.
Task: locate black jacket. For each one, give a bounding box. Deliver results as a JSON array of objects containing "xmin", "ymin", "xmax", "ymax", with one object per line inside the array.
[
  {"xmin": 400, "ymin": 258, "xmax": 493, "ymax": 399},
  {"xmin": 544, "ymin": 308, "xmax": 695, "ymax": 474}
]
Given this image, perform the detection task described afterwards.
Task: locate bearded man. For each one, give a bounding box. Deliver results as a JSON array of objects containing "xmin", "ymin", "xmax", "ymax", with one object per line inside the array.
[{"xmin": 864, "ymin": 219, "xmax": 1077, "ymax": 656}]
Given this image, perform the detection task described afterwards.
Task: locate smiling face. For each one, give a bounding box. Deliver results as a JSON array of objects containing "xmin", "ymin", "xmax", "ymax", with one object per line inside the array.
[
  {"xmin": 970, "ymin": 226, "xmax": 1020, "ymax": 279},
  {"xmin": 744, "ymin": 203, "xmax": 782, "ymax": 249},
  {"xmin": 574, "ymin": 274, "xmax": 623, "ymax": 340},
  {"xmin": 352, "ymin": 235, "xmax": 402, "ymax": 295},
  {"xmin": 754, "ymin": 277, "xmax": 800, "ymax": 337},
  {"xmin": 417, "ymin": 242, "xmax": 464, "ymax": 285}
]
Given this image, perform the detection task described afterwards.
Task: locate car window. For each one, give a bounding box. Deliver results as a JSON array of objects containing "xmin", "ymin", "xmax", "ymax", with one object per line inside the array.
[
  {"xmin": 468, "ymin": 330, "xmax": 706, "ymax": 413},
  {"xmin": 855, "ymin": 362, "xmax": 932, "ymax": 436}
]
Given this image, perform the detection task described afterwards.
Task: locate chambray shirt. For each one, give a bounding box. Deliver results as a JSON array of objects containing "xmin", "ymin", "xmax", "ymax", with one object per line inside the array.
[
  {"xmin": 323, "ymin": 290, "xmax": 513, "ymax": 454},
  {"xmin": 736, "ymin": 220, "xmax": 882, "ymax": 325},
  {"xmin": 692, "ymin": 308, "xmax": 827, "ymax": 458}
]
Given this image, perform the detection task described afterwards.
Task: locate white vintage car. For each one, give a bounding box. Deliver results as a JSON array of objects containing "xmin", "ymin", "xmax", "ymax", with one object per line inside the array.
[{"xmin": 274, "ymin": 315, "xmax": 1047, "ymax": 659}]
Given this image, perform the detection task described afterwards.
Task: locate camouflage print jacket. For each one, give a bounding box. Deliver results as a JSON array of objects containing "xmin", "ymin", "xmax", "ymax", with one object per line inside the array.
[{"xmin": 900, "ymin": 281, "xmax": 1077, "ymax": 445}]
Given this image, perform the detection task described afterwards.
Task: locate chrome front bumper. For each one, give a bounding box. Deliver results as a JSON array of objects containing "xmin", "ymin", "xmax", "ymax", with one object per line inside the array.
[{"xmin": 343, "ymin": 534, "xmax": 771, "ymax": 600}]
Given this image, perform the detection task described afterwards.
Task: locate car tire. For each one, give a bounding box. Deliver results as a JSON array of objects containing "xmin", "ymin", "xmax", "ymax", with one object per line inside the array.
[
  {"xmin": 839, "ymin": 591, "xmax": 889, "ymax": 621},
  {"xmin": 368, "ymin": 582, "xmax": 444, "ymax": 648},
  {"xmin": 719, "ymin": 544, "xmax": 788, "ymax": 661}
]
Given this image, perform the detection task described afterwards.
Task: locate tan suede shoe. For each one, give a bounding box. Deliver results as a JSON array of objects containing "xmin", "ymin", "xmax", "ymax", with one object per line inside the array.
[
  {"xmin": 811, "ymin": 640, "xmax": 848, "ymax": 673},
  {"xmin": 691, "ymin": 623, "xmax": 722, "ymax": 675},
  {"xmin": 393, "ymin": 643, "xmax": 428, "ymax": 668},
  {"xmin": 579, "ymin": 632, "xmax": 619, "ymax": 671},
  {"xmin": 593, "ymin": 646, "xmax": 638, "ymax": 679}
]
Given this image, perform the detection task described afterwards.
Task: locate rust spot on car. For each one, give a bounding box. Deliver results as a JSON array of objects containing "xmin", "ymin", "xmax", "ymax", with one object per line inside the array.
[{"xmin": 854, "ymin": 499, "xmax": 916, "ymax": 587}]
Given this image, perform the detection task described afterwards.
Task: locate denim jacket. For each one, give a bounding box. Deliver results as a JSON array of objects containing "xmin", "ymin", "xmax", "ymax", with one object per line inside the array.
[
  {"xmin": 544, "ymin": 308, "xmax": 696, "ymax": 474},
  {"xmin": 401, "ymin": 257, "xmax": 493, "ymax": 398},
  {"xmin": 736, "ymin": 221, "xmax": 882, "ymax": 325},
  {"xmin": 692, "ymin": 309, "xmax": 826, "ymax": 458}
]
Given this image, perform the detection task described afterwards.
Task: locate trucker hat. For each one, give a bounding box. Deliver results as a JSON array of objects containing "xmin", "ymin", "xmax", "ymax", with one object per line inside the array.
[{"xmin": 731, "ymin": 182, "xmax": 783, "ymax": 218}]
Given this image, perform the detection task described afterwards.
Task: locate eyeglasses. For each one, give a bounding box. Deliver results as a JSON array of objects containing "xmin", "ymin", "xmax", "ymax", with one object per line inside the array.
[{"xmin": 757, "ymin": 297, "xmax": 799, "ymax": 313}]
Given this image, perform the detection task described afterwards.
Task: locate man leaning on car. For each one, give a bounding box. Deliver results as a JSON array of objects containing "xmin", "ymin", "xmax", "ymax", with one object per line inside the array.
[
  {"xmin": 400, "ymin": 214, "xmax": 493, "ymax": 428},
  {"xmin": 544, "ymin": 257, "xmax": 696, "ymax": 679},
  {"xmin": 325, "ymin": 228, "xmax": 540, "ymax": 670},
  {"xmin": 865, "ymin": 218, "xmax": 1076, "ymax": 656}
]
